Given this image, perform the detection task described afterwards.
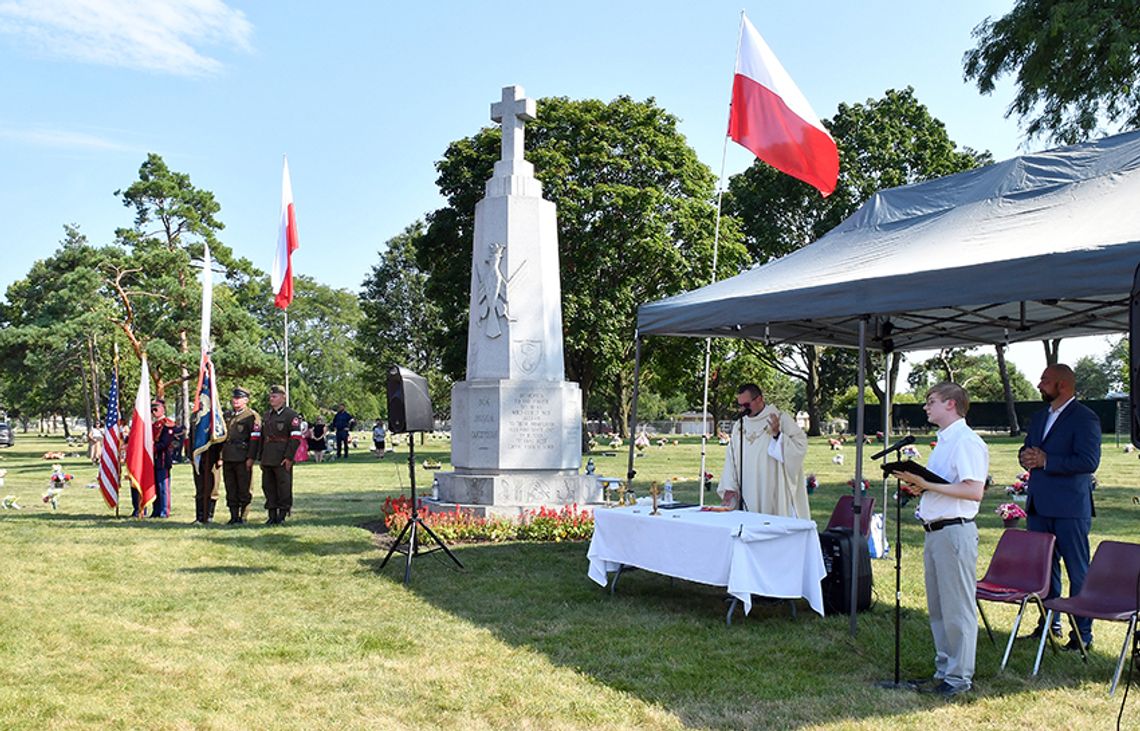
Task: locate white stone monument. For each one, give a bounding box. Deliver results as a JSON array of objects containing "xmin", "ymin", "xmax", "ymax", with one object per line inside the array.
[{"xmin": 435, "ymin": 85, "xmax": 594, "ymax": 516}]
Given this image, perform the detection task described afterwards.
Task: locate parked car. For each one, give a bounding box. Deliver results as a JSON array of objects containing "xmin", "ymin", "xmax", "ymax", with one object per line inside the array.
[{"xmin": 0, "ymin": 421, "xmax": 13, "ymax": 447}]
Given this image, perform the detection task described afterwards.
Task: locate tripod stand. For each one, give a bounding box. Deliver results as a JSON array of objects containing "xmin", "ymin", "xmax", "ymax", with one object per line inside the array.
[{"xmin": 379, "ymin": 432, "xmax": 463, "ymax": 584}]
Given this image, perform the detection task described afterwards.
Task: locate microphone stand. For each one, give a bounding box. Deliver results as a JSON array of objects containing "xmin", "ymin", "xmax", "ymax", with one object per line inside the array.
[
  {"xmin": 736, "ymin": 410, "xmax": 748, "ymax": 512},
  {"xmin": 877, "ymin": 475, "xmax": 910, "ymax": 689},
  {"xmin": 874, "ymin": 441, "xmax": 915, "ymax": 690}
]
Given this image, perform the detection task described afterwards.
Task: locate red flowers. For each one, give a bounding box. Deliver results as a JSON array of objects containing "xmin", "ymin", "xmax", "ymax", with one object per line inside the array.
[{"xmin": 381, "ymin": 496, "xmax": 594, "ymax": 543}]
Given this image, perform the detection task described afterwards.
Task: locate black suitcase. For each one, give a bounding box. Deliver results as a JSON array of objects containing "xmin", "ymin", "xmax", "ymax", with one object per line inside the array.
[{"xmin": 820, "ymin": 527, "xmax": 873, "ymax": 615}]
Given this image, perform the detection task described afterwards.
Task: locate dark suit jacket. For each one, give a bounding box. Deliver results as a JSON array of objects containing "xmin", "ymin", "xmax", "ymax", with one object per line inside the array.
[{"xmin": 1020, "ymin": 400, "xmax": 1101, "ymax": 519}]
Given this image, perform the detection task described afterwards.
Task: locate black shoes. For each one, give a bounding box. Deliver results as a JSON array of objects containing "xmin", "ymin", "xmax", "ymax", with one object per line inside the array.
[
  {"xmin": 1062, "ymin": 637, "xmax": 1092, "ymax": 652},
  {"xmin": 1022, "ymin": 625, "xmax": 1063, "ymax": 641},
  {"xmin": 917, "ymin": 680, "xmax": 971, "ymax": 698}
]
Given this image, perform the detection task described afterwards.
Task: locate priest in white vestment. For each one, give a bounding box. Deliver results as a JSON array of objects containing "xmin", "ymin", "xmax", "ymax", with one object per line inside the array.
[{"xmin": 717, "ymin": 384, "xmax": 810, "ymax": 518}]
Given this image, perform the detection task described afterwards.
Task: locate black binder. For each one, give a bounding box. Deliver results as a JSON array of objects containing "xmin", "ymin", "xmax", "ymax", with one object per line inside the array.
[{"xmin": 880, "ymin": 460, "xmax": 948, "ymax": 484}]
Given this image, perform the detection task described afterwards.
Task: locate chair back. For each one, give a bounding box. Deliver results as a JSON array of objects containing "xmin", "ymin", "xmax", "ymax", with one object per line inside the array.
[
  {"xmin": 825, "ymin": 494, "xmax": 875, "ymax": 536},
  {"xmin": 1078, "ymin": 541, "xmax": 1140, "ymax": 614},
  {"xmin": 978, "ymin": 528, "xmax": 1054, "ymax": 595}
]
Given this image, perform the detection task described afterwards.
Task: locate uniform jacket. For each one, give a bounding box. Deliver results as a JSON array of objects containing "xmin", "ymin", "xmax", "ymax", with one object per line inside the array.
[
  {"xmin": 260, "ymin": 407, "xmax": 302, "ymax": 466},
  {"xmin": 1020, "ymin": 400, "xmax": 1101, "ymax": 519},
  {"xmin": 153, "ymin": 417, "xmax": 177, "ymax": 472},
  {"xmin": 223, "ymin": 407, "xmax": 261, "ymax": 462}
]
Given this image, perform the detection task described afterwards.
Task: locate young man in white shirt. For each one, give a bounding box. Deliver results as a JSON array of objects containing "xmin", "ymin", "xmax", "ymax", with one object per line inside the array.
[{"xmin": 895, "ymin": 382, "xmax": 988, "ymax": 698}]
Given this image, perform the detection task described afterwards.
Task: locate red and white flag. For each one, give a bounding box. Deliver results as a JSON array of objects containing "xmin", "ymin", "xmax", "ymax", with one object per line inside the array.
[
  {"xmin": 124, "ymin": 355, "xmax": 155, "ymax": 512},
  {"xmin": 271, "ymin": 156, "xmax": 300, "ymax": 309},
  {"xmin": 728, "ymin": 14, "xmax": 839, "ymax": 197}
]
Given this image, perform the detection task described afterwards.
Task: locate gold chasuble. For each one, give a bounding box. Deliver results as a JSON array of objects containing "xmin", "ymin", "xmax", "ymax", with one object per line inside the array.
[{"xmin": 717, "ymin": 404, "xmax": 809, "ymax": 518}]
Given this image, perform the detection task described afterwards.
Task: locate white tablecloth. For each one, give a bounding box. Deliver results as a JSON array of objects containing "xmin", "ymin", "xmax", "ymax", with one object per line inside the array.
[{"xmin": 587, "ymin": 502, "xmax": 826, "ymax": 616}]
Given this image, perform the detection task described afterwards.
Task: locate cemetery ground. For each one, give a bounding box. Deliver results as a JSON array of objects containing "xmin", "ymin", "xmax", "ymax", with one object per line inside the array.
[{"xmin": 0, "ymin": 431, "xmax": 1137, "ymax": 730}]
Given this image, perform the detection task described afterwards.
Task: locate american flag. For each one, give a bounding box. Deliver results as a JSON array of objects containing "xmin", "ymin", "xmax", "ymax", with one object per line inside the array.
[{"xmin": 98, "ymin": 369, "xmax": 122, "ymax": 509}]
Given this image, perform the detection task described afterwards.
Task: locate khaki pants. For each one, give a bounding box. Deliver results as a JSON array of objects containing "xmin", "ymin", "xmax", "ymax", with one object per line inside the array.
[{"xmin": 923, "ymin": 522, "xmax": 979, "ymax": 689}]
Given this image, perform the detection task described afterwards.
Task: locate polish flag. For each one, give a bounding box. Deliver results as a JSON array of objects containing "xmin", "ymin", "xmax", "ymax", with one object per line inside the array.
[
  {"xmin": 728, "ymin": 14, "xmax": 838, "ymax": 197},
  {"xmin": 125, "ymin": 355, "xmax": 155, "ymax": 513},
  {"xmin": 271, "ymin": 156, "xmax": 300, "ymax": 309}
]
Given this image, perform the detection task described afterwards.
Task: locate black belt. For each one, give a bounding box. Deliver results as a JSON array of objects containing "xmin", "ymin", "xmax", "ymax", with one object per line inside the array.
[{"xmin": 924, "ymin": 517, "xmax": 974, "ymax": 532}]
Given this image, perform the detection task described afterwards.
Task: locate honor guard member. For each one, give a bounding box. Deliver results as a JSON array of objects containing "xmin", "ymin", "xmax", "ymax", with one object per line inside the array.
[
  {"xmin": 222, "ymin": 387, "xmax": 261, "ymax": 524},
  {"xmin": 259, "ymin": 384, "xmax": 302, "ymax": 524},
  {"xmin": 151, "ymin": 398, "xmax": 178, "ymax": 518}
]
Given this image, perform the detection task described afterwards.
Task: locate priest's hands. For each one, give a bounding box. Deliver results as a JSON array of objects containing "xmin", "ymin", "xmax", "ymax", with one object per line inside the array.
[
  {"xmin": 767, "ymin": 413, "xmax": 780, "ymax": 437},
  {"xmin": 720, "ymin": 490, "xmax": 740, "ymax": 509}
]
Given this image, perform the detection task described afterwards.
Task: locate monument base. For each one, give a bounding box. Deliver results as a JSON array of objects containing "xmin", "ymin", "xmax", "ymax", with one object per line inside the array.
[{"xmin": 431, "ymin": 470, "xmax": 596, "ymax": 518}]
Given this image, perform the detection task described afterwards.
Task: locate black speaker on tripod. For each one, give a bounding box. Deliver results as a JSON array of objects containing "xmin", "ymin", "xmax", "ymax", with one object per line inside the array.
[
  {"xmin": 386, "ymin": 366, "xmax": 434, "ymax": 434},
  {"xmin": 379, "ymin": 365, "xmax": 462, "ymax": 583}
]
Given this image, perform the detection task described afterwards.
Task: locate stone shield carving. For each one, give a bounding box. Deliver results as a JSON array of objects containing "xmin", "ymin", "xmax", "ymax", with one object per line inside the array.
[{"xmin": 514, "ymin": 340, "xmax": 543, "ymax": 375}]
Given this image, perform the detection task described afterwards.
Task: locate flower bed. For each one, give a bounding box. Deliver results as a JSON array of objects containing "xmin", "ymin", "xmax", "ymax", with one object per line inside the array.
[{"xmin": 381, "ymin": 495, "xmax": 594, "ymax": 543}]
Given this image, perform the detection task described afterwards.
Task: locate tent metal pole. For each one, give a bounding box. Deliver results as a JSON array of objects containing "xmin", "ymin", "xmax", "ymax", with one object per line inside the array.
[
  {"xmin": 881, "ymin": 351, "xmax": 892, "ymax": 553},
  {"xmin": 625, "ymin": 330, "xmax": 643, "ymax": 490},
  {"xmin": 698, "ymin": 337, "xmax": 713, "ymax": 507},
  {"xmin": 851, "ymin": 317, "xmax": 867, "ymax": 636}
]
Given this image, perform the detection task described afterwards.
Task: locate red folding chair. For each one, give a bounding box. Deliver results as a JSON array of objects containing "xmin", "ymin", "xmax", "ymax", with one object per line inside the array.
[
  {"xmin": 975, "ymin": 528, "xmax": 1055, "ymax": 671},
  {"xmin": 1032, "ymin": 540, "xmax": 1140, "ymax": 695},
  {"xmin": 825, "ymin": 494, "xmax": 875, "ymax": 537}
]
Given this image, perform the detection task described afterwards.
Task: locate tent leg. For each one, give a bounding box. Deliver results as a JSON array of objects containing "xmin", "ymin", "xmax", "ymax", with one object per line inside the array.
[
  {"xmin": 625, "ymin": 331, "xmax": 643, "ymax": 489},
  {"xmin": 850, "ymin": 317, "xmax": 867, "ymax": 637}
]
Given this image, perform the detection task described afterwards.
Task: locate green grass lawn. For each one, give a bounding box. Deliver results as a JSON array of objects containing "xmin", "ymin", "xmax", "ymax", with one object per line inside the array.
[{"xmin": 0, "ymin": 430, "xmax": 1137, "ymax": 730}]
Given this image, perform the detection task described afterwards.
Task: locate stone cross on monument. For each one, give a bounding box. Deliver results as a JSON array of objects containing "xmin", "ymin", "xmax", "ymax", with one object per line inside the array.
[
  {"xmin": 490, "ymin": 86, "xmax": 535, "ymax": 175},
  {"xmin": 434, "ymin": 85, "xmax": 593, "ymax": 517}
]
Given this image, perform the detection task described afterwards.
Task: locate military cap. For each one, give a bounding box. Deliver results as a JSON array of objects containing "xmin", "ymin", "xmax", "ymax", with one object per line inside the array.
[
  {"xmin": 268, "ymin": 384, "xmax": 287, "ymax": 395},
  {"xmin": 232, "ymin": 387, "xmax": 250, "ymax": 399},
  {"xmin": 151, "ymin": 398, "xmax": 165, "ymax": 406}
]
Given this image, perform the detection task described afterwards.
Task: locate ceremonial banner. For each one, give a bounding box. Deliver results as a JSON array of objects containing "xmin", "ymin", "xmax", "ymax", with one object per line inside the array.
[
  {"xmin": 728, "ymin": 14, "xmax": 838, "ymax": 196},
  {"xmin": 191, "ymin": 353, "xmax": 227, "ymax": 472}
]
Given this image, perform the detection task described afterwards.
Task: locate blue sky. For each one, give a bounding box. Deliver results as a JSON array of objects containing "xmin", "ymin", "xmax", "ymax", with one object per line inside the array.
[{"xmin": 0, "ymin": 0, "xmax": 1120, "ymax": 379}]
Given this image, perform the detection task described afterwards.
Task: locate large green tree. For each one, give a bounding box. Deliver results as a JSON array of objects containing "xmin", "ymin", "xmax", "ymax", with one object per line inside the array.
[
  {"xmin": 415, "ymin": 95, "xmax": 747, "ymax": 430},
  {"xmin": 109, "ymin": 153, "xmax": 264, "ymax": 429},
  {"xmin": 724, "ymin": 88, "xmax": 990, "ymax": 433},
  {"xmin": 251, "ymin": 275, "xmax": 381, "ymax": 424},
  {"xmin": 907, "ymin": 348, "xmax": 1036, "ymax": 402},
  {"xmin": 964, "ymin": 0, "xmax": 1140, "ymax": 143},
  {"xmin": 0, "ymin": 226, "xmax": 119, "ymax": 434},
  {"xmin": 357, "ymin": 223, "xmax": 451, "ymax": 416}
]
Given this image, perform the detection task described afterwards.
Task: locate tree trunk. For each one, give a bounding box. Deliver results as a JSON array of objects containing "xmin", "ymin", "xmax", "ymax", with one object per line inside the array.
[
  {"xmin": 88, "ymin": 334, "xmax": 101, "ymax": 425},
  {"xmin": 80, "ymin": 361, "xmax": 93, "ymax": 442},
  {"xmin": 996, "ymin": 344, "xmax": 1020, "ymax": 436},
  {"xmin": 179, "ymin": 329, "xmax": 191, "ymax": 435},
  {"xmin": 804, "ymin": 345, "xmax": 822, "ymax": 436},
  {"xmin": 1043, "ymin": 338, "xmax": 1062, "ymax": 366}
]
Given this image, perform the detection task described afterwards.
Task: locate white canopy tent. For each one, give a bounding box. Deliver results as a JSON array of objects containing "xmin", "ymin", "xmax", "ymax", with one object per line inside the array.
[{"xmin": 629, "ymin": 129, "xmax": 1140, "ymax": 633}]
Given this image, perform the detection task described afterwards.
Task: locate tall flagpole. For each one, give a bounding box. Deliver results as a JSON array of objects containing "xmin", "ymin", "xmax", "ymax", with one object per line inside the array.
[
  {"xmin": 697, "ymin": 12, "xmax": 746, "ymax": 507},
  {"xmin": 284, "ymin": 310, "xmax": 290, "ymax": 405}
]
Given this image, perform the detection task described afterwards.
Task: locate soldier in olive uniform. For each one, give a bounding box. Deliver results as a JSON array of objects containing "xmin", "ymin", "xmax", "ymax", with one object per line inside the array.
[
  {"xmin": 259, "ymin": 384, "xmax": 302, "ymax": 524},
  {"xmin": 222, "ymin": 387, "xmax": 261, "ymax": 524}
]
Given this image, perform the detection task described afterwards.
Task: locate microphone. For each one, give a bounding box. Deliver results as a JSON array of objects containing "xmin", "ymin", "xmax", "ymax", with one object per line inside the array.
[{"xmin": 870, "ymin": 434, "xmax": 916, "ymax": 461}]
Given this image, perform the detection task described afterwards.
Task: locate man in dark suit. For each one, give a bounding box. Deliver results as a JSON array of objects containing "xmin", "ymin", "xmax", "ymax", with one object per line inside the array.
[{"xmin": 1019, "ymin": 363, "xmax": 1101, "ymax": 651}]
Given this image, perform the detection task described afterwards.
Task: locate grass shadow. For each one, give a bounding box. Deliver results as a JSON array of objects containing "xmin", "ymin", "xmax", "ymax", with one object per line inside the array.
[{"xmin": 357, "ymin": 531, "xmax": 1130, "ymax": 729}]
